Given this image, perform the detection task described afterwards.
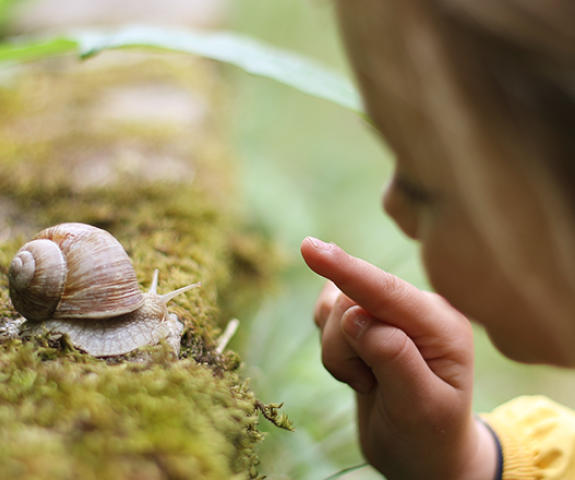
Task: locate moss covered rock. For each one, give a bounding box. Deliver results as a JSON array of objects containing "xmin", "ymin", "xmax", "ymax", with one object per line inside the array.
[{"xmin": 0, "ymin": 51, "xmax": 288, "ymax": 480}]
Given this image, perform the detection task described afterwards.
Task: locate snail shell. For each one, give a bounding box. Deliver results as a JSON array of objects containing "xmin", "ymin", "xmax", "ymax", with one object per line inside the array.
[
  {"xmin": 8, "ymin": 223, "xmax": 200, "ymax": 357},
  {"xmin": 9, "ymin": 223, "xmax": 144, "ymax": 321}
]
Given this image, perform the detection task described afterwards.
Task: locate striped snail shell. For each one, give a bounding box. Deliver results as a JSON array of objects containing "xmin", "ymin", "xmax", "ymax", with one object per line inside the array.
[{"xmin": 8, "ymin": 223, "xmax": 200, "ymax": 357}]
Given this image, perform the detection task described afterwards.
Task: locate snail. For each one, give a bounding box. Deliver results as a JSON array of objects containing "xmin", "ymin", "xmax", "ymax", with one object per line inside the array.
[{"xmin": 8, "ymin": 223, "xmax": 200, "ymax": 357}]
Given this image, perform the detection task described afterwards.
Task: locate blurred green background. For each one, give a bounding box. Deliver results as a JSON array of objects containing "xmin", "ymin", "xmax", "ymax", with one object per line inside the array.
[
  {"xmin": 227, "ymin": 2, "xmax": 415, "ymax": 478},
  {"xmin": 4, "ymin": 0, "xmax": 575, "ymax": 478},
  {"xmin": 226, "ymin": 1, "xmax": 575, "ymax": 479}
]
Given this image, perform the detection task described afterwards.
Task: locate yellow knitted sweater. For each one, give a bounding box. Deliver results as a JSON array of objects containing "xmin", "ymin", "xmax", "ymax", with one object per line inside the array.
[{"xmin": 482, "ymin": 396, "xmax": 575, "ymax": 479}]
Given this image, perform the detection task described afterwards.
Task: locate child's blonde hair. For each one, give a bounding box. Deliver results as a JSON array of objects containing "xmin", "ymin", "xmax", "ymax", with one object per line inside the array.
[{"xmin": 336, "ymin": 0, "xmax": 575, "ymax": 353}]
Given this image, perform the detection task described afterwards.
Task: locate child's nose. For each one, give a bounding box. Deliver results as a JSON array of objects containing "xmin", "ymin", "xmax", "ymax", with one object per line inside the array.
[{"xmin": 382, "ymin": 178, "xmax": 419, "ymax": 240}]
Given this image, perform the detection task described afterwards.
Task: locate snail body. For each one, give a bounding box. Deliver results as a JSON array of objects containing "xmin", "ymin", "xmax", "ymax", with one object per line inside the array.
[{"xmin": 8, "ymin": 223, "xmax": 200, "ymax": 357}]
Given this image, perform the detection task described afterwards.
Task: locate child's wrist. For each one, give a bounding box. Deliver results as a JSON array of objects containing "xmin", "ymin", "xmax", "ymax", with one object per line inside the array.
[
  {"xmin": 475, "ymin": 416, "xmax": 503, "ymax": 480},
  {"xmin": 455, "ymin": 417, "xmax": 500, "ymax": 480}
]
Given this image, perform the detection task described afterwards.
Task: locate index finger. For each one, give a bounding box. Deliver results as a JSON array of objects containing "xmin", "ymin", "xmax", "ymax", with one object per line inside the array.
[{"xmin": 301, "ymin": 237, "xmax": 453, "ymax": 339}]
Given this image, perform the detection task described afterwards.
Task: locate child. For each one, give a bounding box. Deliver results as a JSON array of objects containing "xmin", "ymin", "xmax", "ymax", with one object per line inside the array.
[{"xmin": 300, "ymin": 0, "xmax": 575, "ymax": 479}]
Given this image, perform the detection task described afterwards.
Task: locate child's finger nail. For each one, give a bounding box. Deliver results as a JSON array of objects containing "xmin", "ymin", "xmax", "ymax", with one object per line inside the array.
[
  {"xmin": 307, "ymin": 237, "xmax": 335, "ymax": 251},
  {"xmin": 342, "ymin": 307, "xmax": 372, "ymax": 339}
]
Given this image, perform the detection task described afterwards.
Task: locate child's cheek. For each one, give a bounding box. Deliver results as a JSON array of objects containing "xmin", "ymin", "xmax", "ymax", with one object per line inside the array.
[
  {"xmin": 419, "ymin": 218, "xmax": 572, "ymax": 364},
  {"xmin": 417, "ymin": 216, "xmax": 493, "ymax": 319}
]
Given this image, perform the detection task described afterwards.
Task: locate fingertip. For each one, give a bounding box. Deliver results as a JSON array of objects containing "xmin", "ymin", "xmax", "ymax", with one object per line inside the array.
[
  {"xmin": 300, "ymin": 236, "xmax": 313, "ymax": 251},
  {"xmin": 301, "ymin": 236, "xmax": 336, "ymax": 253},
  {"xmin": 301, "ymin": 237, "xmax": 340, "ymax": 275},
  {"xmin": 341, "ymin": 306, "xmax": 373, "ymax": 340}
]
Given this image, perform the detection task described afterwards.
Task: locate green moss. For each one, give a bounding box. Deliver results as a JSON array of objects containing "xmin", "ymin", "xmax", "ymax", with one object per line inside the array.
[
  {"xmin": 0, "ymin": 52, "xmax": 288, "ymax": 479},
  {"xmin": 0, "ymin": 51, "xmax": 280, "ymax": 351},
  {"xmin": 0, "ymin": 339, "xmax": 262, "ymax": 480}
]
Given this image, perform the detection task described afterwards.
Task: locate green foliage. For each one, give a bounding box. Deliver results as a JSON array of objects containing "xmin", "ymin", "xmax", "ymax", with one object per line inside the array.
[
  {"xmin": 0, "ymin": 25, "xmax": 363, "ymax": 114},
  {"xmin": 0, "ymin": 38, "xmax": 76, "ymax": 62},
  {"xmin": 0, "ymin": 0, "xmax": 22, "ymax": 35}
]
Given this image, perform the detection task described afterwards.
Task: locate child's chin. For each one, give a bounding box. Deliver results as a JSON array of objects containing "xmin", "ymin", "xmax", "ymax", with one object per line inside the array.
[{"xmin": 487, "ymin": 330, "xmax": 570, "ymax": 366}]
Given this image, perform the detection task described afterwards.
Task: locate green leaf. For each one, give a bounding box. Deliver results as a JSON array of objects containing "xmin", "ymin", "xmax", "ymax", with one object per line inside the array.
[
  {"xmin": 0, "ymin": 38, "xmax": 77, "ymax": 65},
  {"xmin": 0, "ymin": 26, "xmax": 364, "ymax": 114}
]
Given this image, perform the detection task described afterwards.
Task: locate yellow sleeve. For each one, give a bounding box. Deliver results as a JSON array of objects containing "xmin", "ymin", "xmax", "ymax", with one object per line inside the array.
[{"xmin": 481, "ymin": 395, "xmax": 575, "ymax": 480}]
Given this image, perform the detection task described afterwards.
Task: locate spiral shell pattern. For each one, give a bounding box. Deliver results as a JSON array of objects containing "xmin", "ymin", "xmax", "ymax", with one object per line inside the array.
[
  {"xmin": 9, "ymin": 239, "xmax": 67, "ymax": 321},
  {"xmin": 9, "ymin": 223, "xmax": 145, "ymax": 321}
]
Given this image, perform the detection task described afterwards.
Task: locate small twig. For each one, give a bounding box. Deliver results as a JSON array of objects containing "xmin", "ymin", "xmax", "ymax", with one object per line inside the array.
[
  {"xmin": 216, "ymin": 318, "xmax": 240, "ymax": 354},
  {"xmin": 321, "ymin": 463, "xmax": 370, "ymax": 480}
]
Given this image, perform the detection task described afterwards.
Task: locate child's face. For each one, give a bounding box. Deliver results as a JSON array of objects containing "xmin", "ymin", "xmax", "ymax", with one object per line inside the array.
[
  {"xmin": 383, "ymin": 149, "xmax": 575, "ymax": 365},
  {"xmin": 336, "ymin": 0, "xmax": 575, "ymax": 366}
]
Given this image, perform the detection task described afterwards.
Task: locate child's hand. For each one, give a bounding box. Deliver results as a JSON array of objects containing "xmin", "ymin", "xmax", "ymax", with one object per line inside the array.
[{"xmin": 300, "ymin": 237, "xmax": 498, "ymax": 480}]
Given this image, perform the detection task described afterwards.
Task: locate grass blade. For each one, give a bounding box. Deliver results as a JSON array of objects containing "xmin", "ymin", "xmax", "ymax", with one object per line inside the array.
[{"xmin": 322, "ymin": 463, "xmax": 370, "ymax": 480}]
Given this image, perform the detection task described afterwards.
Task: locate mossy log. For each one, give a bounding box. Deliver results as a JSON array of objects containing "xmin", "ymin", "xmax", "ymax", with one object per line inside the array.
[{"xmin": 0, "ymin": 52, "xmax": 288, "ymax": 480}]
